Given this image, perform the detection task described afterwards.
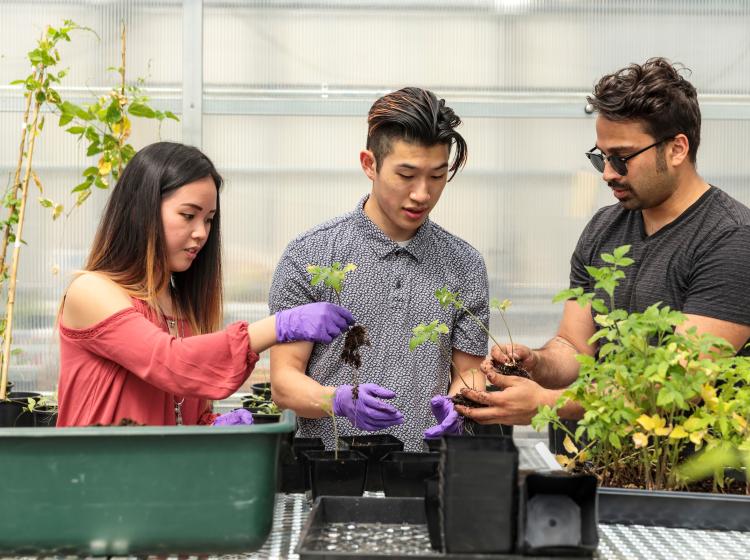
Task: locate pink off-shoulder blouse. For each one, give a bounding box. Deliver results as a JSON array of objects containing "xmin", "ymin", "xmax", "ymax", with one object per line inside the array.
[{"xmin": 57, "ymin": 298, "xmax": 259, "ymax": 427}]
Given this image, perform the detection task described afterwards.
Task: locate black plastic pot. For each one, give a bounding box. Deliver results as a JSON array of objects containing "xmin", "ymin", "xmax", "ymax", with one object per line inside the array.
[
  {"xmin": 428, "ymin": 435, "xmax": 519, "ymax": 554},
  {"xmin": 0, "ymin": 392, "xmax": 41, "ymax": 427},
  {"xmin": 381, "ymin": 451, "xmax": 439, "ymax": 498},
  {"xmin": 251, "ymin": 412, "xmax": 280, "ymax": 424},
  {"xmin": 32, "ymin": 405, "xmax": 58, "ymax": 427},
  {"xmin": 599, "ymin": 486, "xmax": 750, "ymax": 531},
  {"xmin": 303, "ymin": 450, "xmax": 367, "ymax": 501},
  {"xmin": 423, "ymin": 437, "xmax": 442, "ymax": 453},
  {"xmin": 279, "ymin": 437, "xmax": 325, "ymax": 493},
  {"xmin": 251, "ymin": 382, "xmax": 272, "ymax": 399},
  {"xmin": 518, "ymin": 472, "xmax": 598, "ymax": 556},
  {"xmin": 340, "ymin": 434, "xmax": 404, "ymax": 491}
]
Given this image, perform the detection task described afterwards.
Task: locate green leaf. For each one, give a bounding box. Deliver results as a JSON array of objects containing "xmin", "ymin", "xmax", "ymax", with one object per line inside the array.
[
  {"xmin": 66, "ymin": 126, "xmax": 86, "ymax": 135},
  {"xmin": 128, "ymin": 102, "xmax": 156, "ymax": 118},
  {"xmin": 86, "ymin": 143, "xmax": 102, "ymax": 156},
  {"xmin": 608, "ymin": 432, "xmax": 622, "ymax": 449},
  {"xmin": 164, "ymin": 110, "xmax": 179, "ymax": 121},
  {"xmin": 71, "ymin": 179, "xmax": 92, "ymax": 193},
  {"xmin": 613, "ymin": 245, "xmax": 631, "ymax": 259},
  {"xmin": 82, "ymin": 166, "xmax": 98, "ymax": 177},
  {"xmin": 105, "ymin": 101, "xmax": 122, "ymax": 123}
]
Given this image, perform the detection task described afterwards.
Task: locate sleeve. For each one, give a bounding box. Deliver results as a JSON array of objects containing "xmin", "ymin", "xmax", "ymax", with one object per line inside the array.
[
  {"xmin": 683, "ymin": 225, "xmax": 750, "ymax": 326},
  {"xmin": 268, "ymin": 243, "xmax": 319, "ymax": 314},
  {"xmin": 61, "ymin": 308, "xmax": 259, "ymax": 400},
  {"xmin": 569, "ymin": 216, "xmax": 600, "ymax": 291},
  {"xmin": 452, "ymin": 253, "xmax": 490, "ymax": 357}
]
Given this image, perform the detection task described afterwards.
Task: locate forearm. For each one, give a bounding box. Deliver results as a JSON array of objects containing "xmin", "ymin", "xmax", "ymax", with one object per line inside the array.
[
  {"xmin": 246, "ymin": 315, "xmax": 278, "ymax": 354},
  {"xmin": 448, "ymin": 366, "xmax": 485, "ymax": 396},
  {"xmin": 271, "ymin": 368, "xmax": 336, "ymax": 418},
  {"xmin": 531, "ymin": 336, "xmax": 584, "ymax": 389}
]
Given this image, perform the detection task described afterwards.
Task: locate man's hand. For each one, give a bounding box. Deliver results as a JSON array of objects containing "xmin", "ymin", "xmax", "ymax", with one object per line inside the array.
[
  {"xmin": 424, "ymin": 395, "xmax": 463, "ymax": 438},
  {"xmin": 454, "ymin": 372, "xmax": 555, "ymax": 425},
  {"xmin": 480, "ymin": 343, "xmax": 538, "ymax": 376},
  {"xmin": 333, "ymin": 383, "xmax": 404, "ymax": 431}
]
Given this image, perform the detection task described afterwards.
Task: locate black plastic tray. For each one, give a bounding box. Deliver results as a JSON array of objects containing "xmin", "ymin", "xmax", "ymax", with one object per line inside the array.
[
  {"xmin": 598, "ymin": 487, "xmax": 750, "ymax": 531},
  {"xmin": 296, "ymin": 496, "xmax": 590, "ymax": 559}
]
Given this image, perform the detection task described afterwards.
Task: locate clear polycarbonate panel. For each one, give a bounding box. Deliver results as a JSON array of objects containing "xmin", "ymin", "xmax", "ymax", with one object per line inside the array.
[{"xmin": 0, "ymin": 1, "xmax": 182, "ymax": 391}]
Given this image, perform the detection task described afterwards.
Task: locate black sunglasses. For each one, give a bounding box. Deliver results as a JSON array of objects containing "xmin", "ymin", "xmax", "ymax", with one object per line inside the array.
[{"xmin": 585, "ymin": 138, "xmax": 671, "ymax": 176}]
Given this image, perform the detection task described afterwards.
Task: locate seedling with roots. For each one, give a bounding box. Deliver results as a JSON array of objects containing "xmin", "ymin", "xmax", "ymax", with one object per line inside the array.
[
  {"xmin": 307, "ymin": 262, "xmax": 370, "ymax": 398},
  {"xmin": 409, "ymin": 320, "xmax": 479, "ymax": 402},
  {"xmin": 435, "ymin": 286, "xmax": 530, "ymax": 379}
]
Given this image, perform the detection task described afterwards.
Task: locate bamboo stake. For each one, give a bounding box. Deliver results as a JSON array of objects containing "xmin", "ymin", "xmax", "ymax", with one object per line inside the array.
[
  {"xmin": 118, "ymin": 22, "xmax": 126, "ymax": 176},
  {"xmin": 0, "ymin": 76, "xmax": 45, "ymax": 401},
  {"xmin": 0, "ymin": 69, "xmax": 37, "ymax": 287}
]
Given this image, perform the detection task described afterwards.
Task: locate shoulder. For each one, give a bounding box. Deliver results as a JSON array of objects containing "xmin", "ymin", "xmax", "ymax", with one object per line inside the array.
[
  {"xmin": 62, "ymin": 272, "xmax": 134, "ymax": 329},
  {"xmin": 428, "ymin": 222, "xmax": 485, "ymax": 266},
  {"xmin": 705, "ymin": 187, "xmax": 750, "ymax": 227},
  {"xmin": 278, "ymin": 210, "xmax": 358, "ymax": 264}
]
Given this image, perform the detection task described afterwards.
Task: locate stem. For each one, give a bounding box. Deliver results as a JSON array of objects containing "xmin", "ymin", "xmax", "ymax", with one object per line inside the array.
[
  {"xmin": 118, "ymin": 21, "xmax": 126, "ymax": 176},
  {"xmin": 331, "ymin": 413, "xmax": 339, "ymax": 460},
  {"xmin": 0, "ymin": 77, "xmax": 45, "ymax": 401},
  {"xmin": 458, "ymin": 302, "xmax": 509, "ymax": 361},
  {"xmin": 0, "ymin": 68, "xmax": 37, "ymax": 288},
  {"xmin": 498, "ymin": 310, "xmax": 515, "ymax": 359}
]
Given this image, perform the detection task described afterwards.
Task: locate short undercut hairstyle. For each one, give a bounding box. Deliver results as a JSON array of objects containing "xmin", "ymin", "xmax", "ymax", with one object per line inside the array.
[
  {"xmin": 366, "ymin": 87, "xmax": 468, "ymax": 181},
  {"xmin": 588, "ymin": 57, "xmax": 701, "ymax": 163}
]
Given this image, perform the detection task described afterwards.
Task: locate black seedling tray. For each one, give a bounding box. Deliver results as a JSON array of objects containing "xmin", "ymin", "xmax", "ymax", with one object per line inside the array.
[
  {"xmin": 598, "ymin": 487, "xmax": 750, "ymax": 531},
  {"xmin": 296, "ymin": 497, "xmax": 592, "ymax": 559}
]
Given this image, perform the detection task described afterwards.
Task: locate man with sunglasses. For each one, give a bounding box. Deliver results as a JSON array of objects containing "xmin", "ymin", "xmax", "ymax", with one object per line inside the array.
[{"xmin": 456, "ymin": 57, "xmax": 750, "ymax": 427}]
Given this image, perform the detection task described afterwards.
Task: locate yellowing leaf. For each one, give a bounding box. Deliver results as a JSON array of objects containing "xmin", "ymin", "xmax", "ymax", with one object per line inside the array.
[
  {"xmin": 98, "ymin": 158, "xmax": 112, "ymax": 176},
  {"xmin": 689, "ymin": 430, "xmax": 705, "ymax": 446},
  {"xmin": 112, "ymin": 115, "xmax": 131, "ymax": 139},
  {"xmin": 732, "ymin": 413, "xmax": 747, "ymax": 432},
  {"xmin": 562, "ymin": 435, "xmax": 578, "ymax": 455},
  {"xmin": 52, "ymin": 203, "xmax": 63, "ymax": 220},
  {"xmin": 31, "ymin": 170, "xmax": 44, "ymax": 193},
  {"xmin": 701, "ymin": 384, "xmax": 719, "ymax": 409},
  {"xmin": 683, "ymin": 416, "xmax": 704, "ymax": 432},
  {"xmin": 655, "ymin": 426, "xmax": 672, "ymax": 437},
  {"xmin": 669, "ymin": 425, "xmax": 688, "ymax": 439},
  {"xmin": 637, "ymin": 414, "xmax": 666, "ymax": 433},
  {"xmin": 555, "ymin": 454, "xmax": 573, "ymax": 470},
  {"xmin": 632, "ymin": 432, "xmax": 648, "ymax": 448}
]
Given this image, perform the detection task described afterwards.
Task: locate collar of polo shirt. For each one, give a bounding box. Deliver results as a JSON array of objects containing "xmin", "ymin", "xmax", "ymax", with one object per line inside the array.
[{"xmin": 355, "ymin": 195, "xmax": 431, "ymax": 263}]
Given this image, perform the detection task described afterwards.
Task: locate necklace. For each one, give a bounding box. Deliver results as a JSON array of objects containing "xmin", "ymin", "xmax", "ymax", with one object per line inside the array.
[{"xmin": 158, "ymin": 300, "xmax": 184, "ymax": 425}]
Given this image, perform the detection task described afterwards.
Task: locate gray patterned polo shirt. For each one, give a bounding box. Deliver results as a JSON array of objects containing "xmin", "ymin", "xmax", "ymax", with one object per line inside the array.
[{"xmin": 269, "ymin": 195, "xmax": 489, "ymax": 451}]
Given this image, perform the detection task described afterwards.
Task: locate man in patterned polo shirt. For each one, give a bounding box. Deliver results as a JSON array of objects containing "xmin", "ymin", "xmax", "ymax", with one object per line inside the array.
[{"xmin": 269, "ymin": 87, "xmax": 488, "ymax": 451}]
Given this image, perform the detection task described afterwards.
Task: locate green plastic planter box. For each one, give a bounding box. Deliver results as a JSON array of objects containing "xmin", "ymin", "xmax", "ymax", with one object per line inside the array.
[{"xmin": 0, "ymin": 410, "xmax": 295, "ymax": 555}]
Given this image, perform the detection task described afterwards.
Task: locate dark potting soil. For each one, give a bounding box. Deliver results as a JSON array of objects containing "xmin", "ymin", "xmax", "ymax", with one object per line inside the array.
[
  {"xmin": 341, "ymin": 324, "xmax": 370, "ymax": 370},
  {"xmin": 450, "ymin": 394, "xmax": 484, "ymax": 409},
  {"xmin": 493, "ymin": 360, "xmax": 531, "ymax": 379}
]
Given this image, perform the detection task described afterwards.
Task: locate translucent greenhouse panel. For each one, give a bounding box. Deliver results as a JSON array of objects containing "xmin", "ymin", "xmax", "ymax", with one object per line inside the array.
[{"xmin": 1, "ymin": 1, "xmax": 183, "ymax": 391}]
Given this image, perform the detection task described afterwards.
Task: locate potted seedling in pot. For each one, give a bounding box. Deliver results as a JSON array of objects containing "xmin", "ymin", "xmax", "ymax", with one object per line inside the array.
[
  {"xmin": 303, "ymin": 394, "xmax": 367, "ymax": 500},
  {"xmin": 307, "ymin": 263, "xmax": 403, "ymax": 489},
  {"xmin": 532, "ymin": 245, "xmax": 750, "ymax": 531}
]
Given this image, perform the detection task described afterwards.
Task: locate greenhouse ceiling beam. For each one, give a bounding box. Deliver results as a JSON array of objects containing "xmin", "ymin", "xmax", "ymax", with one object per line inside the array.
[{"xmin": 2, "ymin": 89, "xmax": 750, "ymax": 120}]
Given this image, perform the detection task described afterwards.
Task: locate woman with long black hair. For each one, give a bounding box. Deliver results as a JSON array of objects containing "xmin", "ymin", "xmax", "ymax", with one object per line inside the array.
[{"xmin": 57, "ymin": 142, "xmax": 352, "ymax": 426}]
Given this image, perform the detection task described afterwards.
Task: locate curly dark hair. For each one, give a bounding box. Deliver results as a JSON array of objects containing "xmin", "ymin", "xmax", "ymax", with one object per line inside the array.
[
  {"xmin": 366, "ymin": 87, "xmax": 468, "ymax": 181},
  {"xmin": 588, "ymin": 57, "xmax": 701, "ymax": 163}
]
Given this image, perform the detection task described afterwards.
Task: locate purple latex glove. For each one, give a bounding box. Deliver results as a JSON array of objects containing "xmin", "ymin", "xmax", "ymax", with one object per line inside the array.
[
  {"xmin": 333, "ymin": 383, "xmax": 404, "ymax": 432},
  {"xmin": 423, "ymin": 395, "xmax": 463, "ymax": 438},
  {"xmin": 213, "ymin": 408, "xmax": 254, "ymax": 426},
  {"xmin": 275, "ymin": 302, "xmax": 355, "ymax": 344}
]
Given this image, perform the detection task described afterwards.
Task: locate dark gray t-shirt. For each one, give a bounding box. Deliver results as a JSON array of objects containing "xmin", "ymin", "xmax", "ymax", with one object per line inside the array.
[
  {"xmin": 570, "ymin": 186, "xmax": 750, "ymax": 354},
  {"xmin": 269, "ymin": 195, "xmax": 489, "ymax": 451}
]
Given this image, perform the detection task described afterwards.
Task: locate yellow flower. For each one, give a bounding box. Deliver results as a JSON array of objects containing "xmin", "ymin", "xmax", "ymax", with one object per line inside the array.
[{"xmin": 632, "ymin": 432, "xmax": 649, "ymax": 448}]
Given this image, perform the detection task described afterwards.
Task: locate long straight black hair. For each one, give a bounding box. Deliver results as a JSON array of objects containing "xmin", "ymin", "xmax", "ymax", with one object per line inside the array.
[{"xmin": 85, "ymin": 141, "xmax": 224, "ymax": 334}]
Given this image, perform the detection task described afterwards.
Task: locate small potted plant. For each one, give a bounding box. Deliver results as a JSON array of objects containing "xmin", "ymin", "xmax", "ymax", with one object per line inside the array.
[{"xmin": 302, "ymin": 394, "xmax": 368, "ymax": 500}]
